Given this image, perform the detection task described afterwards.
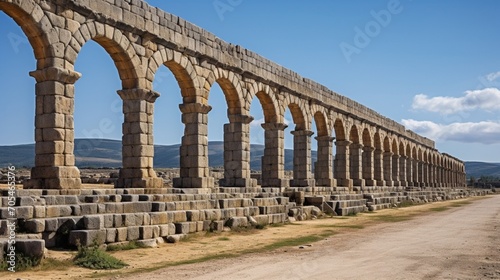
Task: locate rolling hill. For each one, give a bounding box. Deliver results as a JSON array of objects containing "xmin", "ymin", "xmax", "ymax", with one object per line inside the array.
[{"xmin": 0, "ymin": 139, "xmax": 498, "ymax": 177}]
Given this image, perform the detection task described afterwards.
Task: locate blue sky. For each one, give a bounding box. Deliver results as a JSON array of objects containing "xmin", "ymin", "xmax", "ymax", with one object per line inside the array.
[{"xmin": 1, "ymin": 0, "xmax": 500, "ymax": 163}]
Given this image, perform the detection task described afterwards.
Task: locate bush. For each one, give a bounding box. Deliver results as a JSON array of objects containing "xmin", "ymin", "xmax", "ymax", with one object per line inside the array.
[{"xmin": 73, "ymin": 243, "xmax": 128, "ymax": 270}]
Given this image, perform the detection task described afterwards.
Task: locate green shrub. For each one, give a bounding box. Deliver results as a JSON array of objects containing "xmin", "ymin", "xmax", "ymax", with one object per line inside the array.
[{"xmin": 73, "ymin": 244, "xmax": 128, "ymax": 270}]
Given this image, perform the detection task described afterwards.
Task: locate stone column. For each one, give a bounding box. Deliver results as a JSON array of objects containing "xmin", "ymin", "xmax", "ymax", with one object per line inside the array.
[
  {"xmin": 115, "ymin": 89, "xmax": 163, "ymax": 188},
  {"xmin": 423, "ymin": 163, "xmax": 429, "ymax": 187},
  {"xmin": 428, "ymin": 164, "xmax": 435, "ymax": 187},
  {"xmin": 399, "ymin": 155, "xmax": 407, "ymax": 187},
  {"xmin": 362, "ymin": 146, "xmax": 376, "ymax": 186},
  {"xmin": 392, "ymin": 154, "xmax": 400, "ymax": 187},
  {"xmin": 406, "ymin": 157, "xmax": 413, "ymax": 187},
  {"xmin": 350, "ymin": 143, "xmax": 365, "ymax": 187},
  {"xmin": 260, "ymin": 123, "xmax": 288, "ymax": 188},
  {"xmin": 290, "ymin": 130, "xmax": 315, "ymax": 187},
  {"xmin": 173, "ymin": 103, "xmax": 214, "ymax": 189},
  {"xmin": 25, "ymin": 66, "xmax": 82, "ymax": 189},
  {"xmin": 417, "ymin": 160, "xmax": 424, "ymax": 187},
  {"xmin": 412, "ymin": 159, "xmax": 419, "ymax": 187},
  {"xmin": 334, "ymin": 140, "xmax": 352, "ymax": 189},
  {"xmin": 374, "ymin": 149, "xmax": 385, "ymax": 186},
  {"xmin": 220, "ymin": 114, "xmax": 257, "ymax": 188},
  {"xmin": 383, "ymin": 152, "xmax": 393, "ymax": 186},
  {"xmin": 436, "ymin": 166, "xmax": 442, "ymax": 187},
  {"xmin": 314, "ymin": 136, "xmax": 336, "ymax": 187}
]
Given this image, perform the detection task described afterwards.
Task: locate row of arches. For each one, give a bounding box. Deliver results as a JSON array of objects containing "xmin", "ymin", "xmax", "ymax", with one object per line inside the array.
[{"xmin": 0, "ymin": 0, "xmax": 466, "ymax": 190}]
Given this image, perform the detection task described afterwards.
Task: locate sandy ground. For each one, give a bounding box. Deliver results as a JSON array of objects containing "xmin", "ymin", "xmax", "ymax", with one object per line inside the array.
[
  {"xmin": 120, "ymin": 195, "xmax": 500, "ymax": 280},
  {"xmin": 2, "ymin": 195, "xmax": 499, "ymax": 280}
]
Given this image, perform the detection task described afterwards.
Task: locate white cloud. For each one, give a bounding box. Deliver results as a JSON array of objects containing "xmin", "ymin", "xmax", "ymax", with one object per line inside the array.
[
  {"xmin": 411, "ymin": 88, "xmax": 500, "ymax": 115},
  {"xmin": 402, "ymin": 119, "xmax": 500, "ymax": 145},
  {"xmin": 486, "ymin": 71, "xmax": 500, "ymax": 82}
]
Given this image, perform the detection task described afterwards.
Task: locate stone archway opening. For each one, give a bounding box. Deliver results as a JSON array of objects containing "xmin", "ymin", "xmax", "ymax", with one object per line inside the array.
[
  {"xmin": 0, "ymin": 11, "xmax": 36, "ymax": 150},
  {"xmin": 73, "ymin": 40, "xmax": 123, "ymax": 170}
]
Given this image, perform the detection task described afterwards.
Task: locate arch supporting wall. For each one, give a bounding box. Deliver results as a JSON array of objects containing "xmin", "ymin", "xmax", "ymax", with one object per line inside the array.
[{"xmin": 2, "ymin": 0, "xmax": 467, "ymax": 190}]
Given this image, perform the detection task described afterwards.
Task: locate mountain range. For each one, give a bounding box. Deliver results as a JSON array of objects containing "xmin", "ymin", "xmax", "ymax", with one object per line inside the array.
[{"xmin": 0, "ymin": 139, "xmax": 498, "ymax": 178}]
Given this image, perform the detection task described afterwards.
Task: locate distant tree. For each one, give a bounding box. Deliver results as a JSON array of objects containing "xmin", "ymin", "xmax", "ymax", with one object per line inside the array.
[{"xmin": 468, "ymin": 176, "xmax": 476, "ymax": 186}]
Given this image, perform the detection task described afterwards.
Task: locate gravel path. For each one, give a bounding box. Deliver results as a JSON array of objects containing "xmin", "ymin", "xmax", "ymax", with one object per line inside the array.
[{"xmin": 126, "ymin": 195, "xmax": 500, "ymax": 280}]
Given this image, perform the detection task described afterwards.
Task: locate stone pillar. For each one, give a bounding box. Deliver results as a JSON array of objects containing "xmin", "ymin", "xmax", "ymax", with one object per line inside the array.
[
  {"xmin": 260, "ymin": 123, "xmax": 288, "ymax": 188},
  {"xmin": 422, "ymin": 163, "xmax": 429, "ymax": 187},
  {"xmin": 220, "ymin": 114, "xmax": 257, "ymax": 188},
  {"xmin": 383, "ymin": 152, "xmax": 393, "ymax": 186},
  {"xmin": 392, "ymin": 154, "xmax": 400, "ymax": 187},
  {"xmin": 334, "ymin": 140, "xmax": 352, "ymax": 189},
  {"xmin": 399, "ymin": 156, "xmax": 407, "ymax": 187},
  {"xmin": 25, "ymin": 66, "xmax": 82, "ymax": 189},
  {"xmin": 406, "ymin": 157, "xmax": 413, "ymax": 187},
  {"xmin": 115, "ymin": 89, "xmax": 163, "ymax": 188},
  {"xmin": 374, "ymin": 149, "xmax": 385, "ymax": 186},
  {"xmin": 350, "ymin": 143, "xmax": 365, "ymax": 187},
  {"xmin": 314, "ymin": 136, "xmax": 336, "ymax": 187},
  {"xmin": 436, "ymin": 166, "xmax": 442, "ymax": 187},
  {"xmin": 173, "ymin": 103, "xmax": 214, "ymax": 189},
  {"xmin": 362, "ymin": 146, "xmax": 376, "ymax": 186},
  {"xmin": 417, "ymin": 161, "xmax": 424, "ymax": 187},
  {"xmin": 428, "ymin": 164, "xmax": 435, "ymax": 187},
  {"xmin": 412, "ymin": 159, "xmax": 419, "ymax": 187},
  {"xmin": 290, "ymin": 130, "xmax": 315, "ymax": 187}
]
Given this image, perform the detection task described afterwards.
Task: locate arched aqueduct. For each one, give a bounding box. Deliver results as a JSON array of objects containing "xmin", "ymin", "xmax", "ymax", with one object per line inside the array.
[{"xmin": 1, "ymin": 0, "xmax": 466, "ymax": 191}]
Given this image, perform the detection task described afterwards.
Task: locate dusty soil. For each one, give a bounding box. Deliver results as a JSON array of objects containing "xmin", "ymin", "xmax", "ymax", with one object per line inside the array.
[{"xmin": 2, "ymin": 195, "xmax": 499, "ymax": 280}]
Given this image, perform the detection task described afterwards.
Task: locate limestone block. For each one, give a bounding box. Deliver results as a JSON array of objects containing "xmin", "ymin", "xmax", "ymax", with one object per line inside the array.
[
  {"xmin": 186, "ymin": 210, "xmax": 200, "ymax": 222},
  {"xmin": 150, "ymin": 212, "xmax": 168, "ymax": 225},
  {"xmin": 106, "ymin": 228, "xmax": 117, "ymax": 243},
  {"xmin": 172, "ymin": 211, "xmax": 187, "ymax": 223},
  {"xmin": 127, "ymin": 226, "xmax": 140, "ymax": 241},
  {"xmin": 45, "ymin": 218, "xmax": 58, "ymax": 232},
  {"xmin": 33, "ymin": 206, "xmax": 46, "ymax": 218},
  {"xmin": 139, "ymin": 226, "xmax": 154, "ymax": 239},
  {"xmin": 16, "ymin": 239, "xmax": 45, "ymax": 259},
  {"xmin": 116, "ymin": 227, "xmax": 128, "ymax": 242},
  {"xmin": 83, "ymin": 215, "xmax": 104, "ymax": 230},
  {"xmin": 25, "ymin": 219, "xmax": 45, "ymax": 233},
  {"xmin": 104, "ymin": 214, "xmax": 114, "ymax": 228},
  {"xmin": 80, "ymin": 204, "xmax": 98, "ymax": 215},
  {"xmin": 16, "ymin": 206, "xmax": 34, "ymax": 219},
  {"xmin": 114, "ymin": 214, "xmax": 124, "ymax": 227},
  {"xmin": 69, "ymin": 229, "xmax": 106, "ymax": 246}
]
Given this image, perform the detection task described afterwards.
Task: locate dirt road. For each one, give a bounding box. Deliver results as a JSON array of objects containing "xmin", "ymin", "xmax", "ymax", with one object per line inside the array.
[{"xmin": 126, "ymin": 195, "xmax": 500, "ymax": 280}]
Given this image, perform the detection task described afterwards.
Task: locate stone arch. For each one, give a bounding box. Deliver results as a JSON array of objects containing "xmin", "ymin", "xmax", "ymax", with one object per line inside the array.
[
  {"xmin": 362, "ymin": 128, "xmax": 372, "ymax": 147},
  {"xmin": 333, "ymin": 118, "xmax": 346, "ymax": 141},
  {"xmin": 391, "ymin": 138, "xmax": 399, "ymax": 155},
  {"xmin": 148, "ymin": 48, "xmax": 199, "ymax": 102},
  {"xmin": 248, "ymin": 82, "xmax": 279, "ymax": 123},
  {"xmin": 374, "ymin": 132, "xmax": 382, "ymax": 150},
  {"xmin": 312, "ymin": 110, "xmax": 329, "ymax": 137},
  {"xmin": 399, "ymin": 141, "xmax": 406, "ymax": 157},
  {"xmin": 0, "ymin": 0, "xmax": 52, "ymax": 68},
  {"xmin": 383, "ymin": 136, "xmax": 391, "ymax": 152},
  {"xmin": 69, "ymin": 21, "xmax": 142, "ymax": 89},
  {"xmin": 349, "ymin": 125, "xmax": 360, "ymax": 144},
  {"xmin": 282, "ymin": 94, "xmax": 309, "ymax": 131},
  {"xmin": 205, "ymin": 67, "xmax": 244, "ymax": 116}
]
